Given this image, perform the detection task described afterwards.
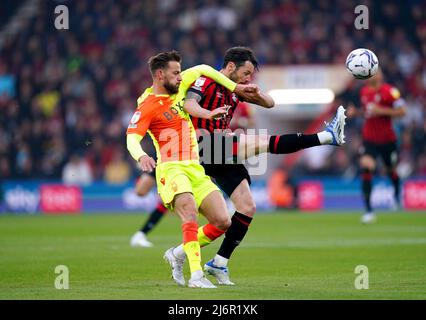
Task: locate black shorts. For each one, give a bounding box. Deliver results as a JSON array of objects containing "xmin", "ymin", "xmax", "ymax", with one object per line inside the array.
[
  {"xmin": 361, "ymin": 141, "xmax": 398, "ymax": 168},
  {"xmin": 197, "ymin": 132, "xmax": 250, "ymax": 196},
  {"xmin": 197, "ymin": 132, "xmax": 239, "ymax": 165},
  {"xmin": 202, "ymin": 163, "xmax": 251, "ymax": 198}
]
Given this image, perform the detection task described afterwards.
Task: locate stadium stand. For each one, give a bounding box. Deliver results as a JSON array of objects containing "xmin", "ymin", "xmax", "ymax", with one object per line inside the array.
[{"xmin": 0, "ymin": 0, "xmax": 424, "ymax": 181}]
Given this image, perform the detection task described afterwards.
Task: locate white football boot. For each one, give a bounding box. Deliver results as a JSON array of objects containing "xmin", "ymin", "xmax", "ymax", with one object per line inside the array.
[
  {"xmin": 361, "ymin": 212, "xmax": 377, "ymax": 224},
  {"xmin": 130, "ymin": 231, "xmax": 153, "ymax": 247},
  {"xmin": 204, "ymin": 259, "xmax": 235, "ymax": 285},
  {"xmin": 188, "ymin": 270, "xmax": 217, "ymax": 289},
  {"xmin": 325, "ymin": 105, "xmax": 347, "ymax": 146},
  {"xmin": 163, "ymin": 247, "xmax": 186, "ymax": 286}
]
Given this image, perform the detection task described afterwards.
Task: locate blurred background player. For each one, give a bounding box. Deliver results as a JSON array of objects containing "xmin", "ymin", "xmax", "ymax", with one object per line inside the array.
[
  {"xmin": 129, "ymin": 168, "xmax": 168, "ymax": 248},
  {"xmin": 347, "ymin": 70, "xmax": 407, "ymax": 223},
  {"xmin": 129, "ymin": 136, "xmax": 168, "ymax": 248}
]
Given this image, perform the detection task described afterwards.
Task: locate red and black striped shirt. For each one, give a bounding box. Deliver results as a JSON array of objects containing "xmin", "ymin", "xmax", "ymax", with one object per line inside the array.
[{"xmin": 188, "ymin": 76, "xmax": 241, "ymax": 133}]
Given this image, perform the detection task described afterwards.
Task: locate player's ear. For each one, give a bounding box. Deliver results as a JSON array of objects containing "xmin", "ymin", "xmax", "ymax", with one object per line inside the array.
[
  {"xmin": 156, "ymin": 69, "xmax": 164, "ymax": 81},
  {"xmin": 226, "ymin": 62, "xmax": 236, "ymax": 73}
]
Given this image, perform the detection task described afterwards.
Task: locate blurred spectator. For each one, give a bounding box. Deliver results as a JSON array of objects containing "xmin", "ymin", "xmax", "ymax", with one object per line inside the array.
[
  {"xmin": 104, "ymin": 149, "xmax": 131, "ymax": 185},
  {"xmin": 0, "ymin": 63, "xmax": 15, "ymax": 98},
  {"xmin": 230, "ymin": 102, "xmax": 255, "ymax": 133},
  {"xmin": 0, "ymin": 0, "xmax": 424, "ymax": 182},
  {"xmin": 267, "ymin": 168, "xmax": 296, "ymax": 209},
  {"xmin": 62, "ymin": 153, "xmax": 93, "ymax": 186}
]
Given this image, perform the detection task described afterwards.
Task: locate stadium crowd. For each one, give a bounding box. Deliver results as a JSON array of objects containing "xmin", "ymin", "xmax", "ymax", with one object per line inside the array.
[{"xmin": 0, "ymin": 0, "xmax": 425, "ymax": 183}]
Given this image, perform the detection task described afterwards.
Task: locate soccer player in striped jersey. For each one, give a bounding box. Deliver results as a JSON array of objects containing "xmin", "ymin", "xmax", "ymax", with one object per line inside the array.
[
  {"xmin": 347, "ymin": 70, "xmax": 406, "ymax": 224},
  {"xmin": 167, "ymin": 47, "xmax": 347, "ymax": 285}
]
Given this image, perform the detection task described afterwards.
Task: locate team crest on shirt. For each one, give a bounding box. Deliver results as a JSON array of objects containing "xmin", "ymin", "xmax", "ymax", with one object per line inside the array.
[
  {"xmin": 171, "ymin": 181, "xmax": 178, "ymax": 192},
  {"xmin": 130, "ymin": 111, "xmax": 141, "ymax": 124},
  {"xmin": 232, "ymin": 93, "xmax": 237, "ymax": 102},
  {"xmin": 195, "ymin": 77, "xmax": 206, "ymax": 88},
  {"xmin": 216, "ymin": 92, "xmax": 223, "ymax": 98}
]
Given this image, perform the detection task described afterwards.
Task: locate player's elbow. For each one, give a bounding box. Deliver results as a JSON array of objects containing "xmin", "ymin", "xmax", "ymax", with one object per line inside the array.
[
  {"xmin": 196, "ymin": 64, "xmax": 214, "ymax": 74},
  {"xmin": 198, "ymin": 64, "xmax": 211, "ymax": 70},
  {"xmin": 261, "ymin": 95, "xmax": 275, "ymax": 108},
  {"xmin": 265, "ymin": 99, "xmax": 275, "ymax": 108},
  {"xmin": 259, "ymin": 99, "xmax": 275, "ymax": 109}
]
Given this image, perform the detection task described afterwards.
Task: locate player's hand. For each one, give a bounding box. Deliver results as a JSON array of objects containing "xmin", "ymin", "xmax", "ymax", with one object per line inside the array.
[
  {"xmin": 138, "ymin": 155, "xmax": 156, "ymax": 172},
  {"xmin": 210, "ymin": 106, "xmax": 228, "ymax": 119},
  {"xmin": 234, "ymin": 83, "xmax": 258, "ymax": 99},
  {"xmin": 366, "ymin": 103, "xmax": 383, "ymax": 117}
]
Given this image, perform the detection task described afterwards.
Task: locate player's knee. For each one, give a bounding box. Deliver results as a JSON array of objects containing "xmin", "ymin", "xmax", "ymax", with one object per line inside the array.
[
  {"xmin": 174, "ymin": 194, "xmax": 198, "ymax": 222},
  {"xmin": 360, "ymin": 156, "xmax": 375, "ymax": 170},
  {"xmin": 236, "ymin": 199, "xmax": 256, "ymax": 217},
  {"xmin": 386, "ymin": 168, "xmax": 399, "ymax": 180},
  {"xmin": 212, "ymin": 216, "xmax": 231, "ymax": 231},
  {"xmin": 136, "ymin": 187, "xmax": 149, "ymax": 197},
  {"xmin": 177, "ymin": 206, "xmax": 198, "ymax": 223}
]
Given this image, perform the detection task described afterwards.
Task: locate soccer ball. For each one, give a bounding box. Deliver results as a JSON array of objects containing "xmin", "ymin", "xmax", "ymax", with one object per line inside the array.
[{"xmin": 345, "ymin": 48, "xmax": 379, "ymax": 80}]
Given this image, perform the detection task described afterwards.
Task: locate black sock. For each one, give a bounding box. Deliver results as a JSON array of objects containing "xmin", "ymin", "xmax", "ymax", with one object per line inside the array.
[
  {"xmin": 388, "ymin": 169, "xmax": 401, "ymax": 204},
  {"xmin": 361, "ymin": 169, "xmax": 373, "ymax": 212},
  {"xmin": 141, "ymin": 203, "xmax": 167, "ymax": 234},
  {"xmin": 269, "ymin": 134, "xmax": 321, "ymax": 154},
  {"xmin": 217, "ymin": 212, "xmax": 253, "ymax": 259}
]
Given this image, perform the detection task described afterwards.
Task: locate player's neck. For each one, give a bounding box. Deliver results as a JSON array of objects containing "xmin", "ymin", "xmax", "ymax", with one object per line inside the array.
[
  {"xmin": 370, "ymin": 81, "xmax": 381, "ymax": 89},
  {"xmin": 152, "ymin": 82, "xmax": 170, "ymax": 95}
]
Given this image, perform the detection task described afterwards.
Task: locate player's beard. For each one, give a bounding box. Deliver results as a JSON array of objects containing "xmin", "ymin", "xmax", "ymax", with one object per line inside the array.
[
  {"xmin": 229, "ymin": 70, "xmax": 239, "ymax": 83},
  {"xmin": 164, "ymin": 79, "xmax": 179, "ymax": 94},
  {"xmin": 230, "ymin": 70, "xmax": 246, "ymax": 84}
]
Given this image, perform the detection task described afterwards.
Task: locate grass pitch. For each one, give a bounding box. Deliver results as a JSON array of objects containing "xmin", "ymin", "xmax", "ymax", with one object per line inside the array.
[{"xmin": 0, "ymin": 211, "xmax": 425, "ymax": 300}]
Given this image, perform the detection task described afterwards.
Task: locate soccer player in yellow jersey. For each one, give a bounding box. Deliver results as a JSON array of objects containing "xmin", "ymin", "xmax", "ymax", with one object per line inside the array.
[{"xmin": 126, "ymin": 51, "xmax": 253, "ymax": 288}]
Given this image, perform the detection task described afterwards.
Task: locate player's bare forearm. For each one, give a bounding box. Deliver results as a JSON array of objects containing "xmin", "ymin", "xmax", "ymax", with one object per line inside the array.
[
  {"xmin": 240, "ymin": 85, "xmax": 274, "ymax": 108},
  {"xmin": 184, "ymin": 91, "xmax": 228, "ymax": 119},
  {"xmin": 183, "ymin": 91, "xmax": 211, "ymax": 119},
  {"xmin": 184, "ymin": 98, "xmax": 212, "ymax": 119},
  {"xmin": 184, "ymin": 98, "xmax": 227, "ymax": 120},
  {"xmin": 249, "ymin": 92, "xmax": 275, "ymax": 108},
  {"xmin": 389, "ymin": 107, "xmax": 406, "ymax": 118},
  {"xmin": 373, "ymin": 105, "xmax": 406, "ymax": 118}
]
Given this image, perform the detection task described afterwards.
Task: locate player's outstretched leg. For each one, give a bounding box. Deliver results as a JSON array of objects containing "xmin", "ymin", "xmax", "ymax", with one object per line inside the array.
[
  {"xmin": 130, "ymin": 202, "xmax": 167, "ymax": 247},
  {"xmin": 240, "ymin": 106, "xmax": 347, "ymax": 159}
]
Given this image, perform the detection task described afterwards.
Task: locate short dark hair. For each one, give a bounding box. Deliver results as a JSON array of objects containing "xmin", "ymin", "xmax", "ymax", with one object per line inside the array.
[
  {"xmin": 222, "ymin": 46, "xmax": 259, "ymax": 71},
  {"xmin": 148, "ymin": 50, "xmax": 182, "ymax": 75}
]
